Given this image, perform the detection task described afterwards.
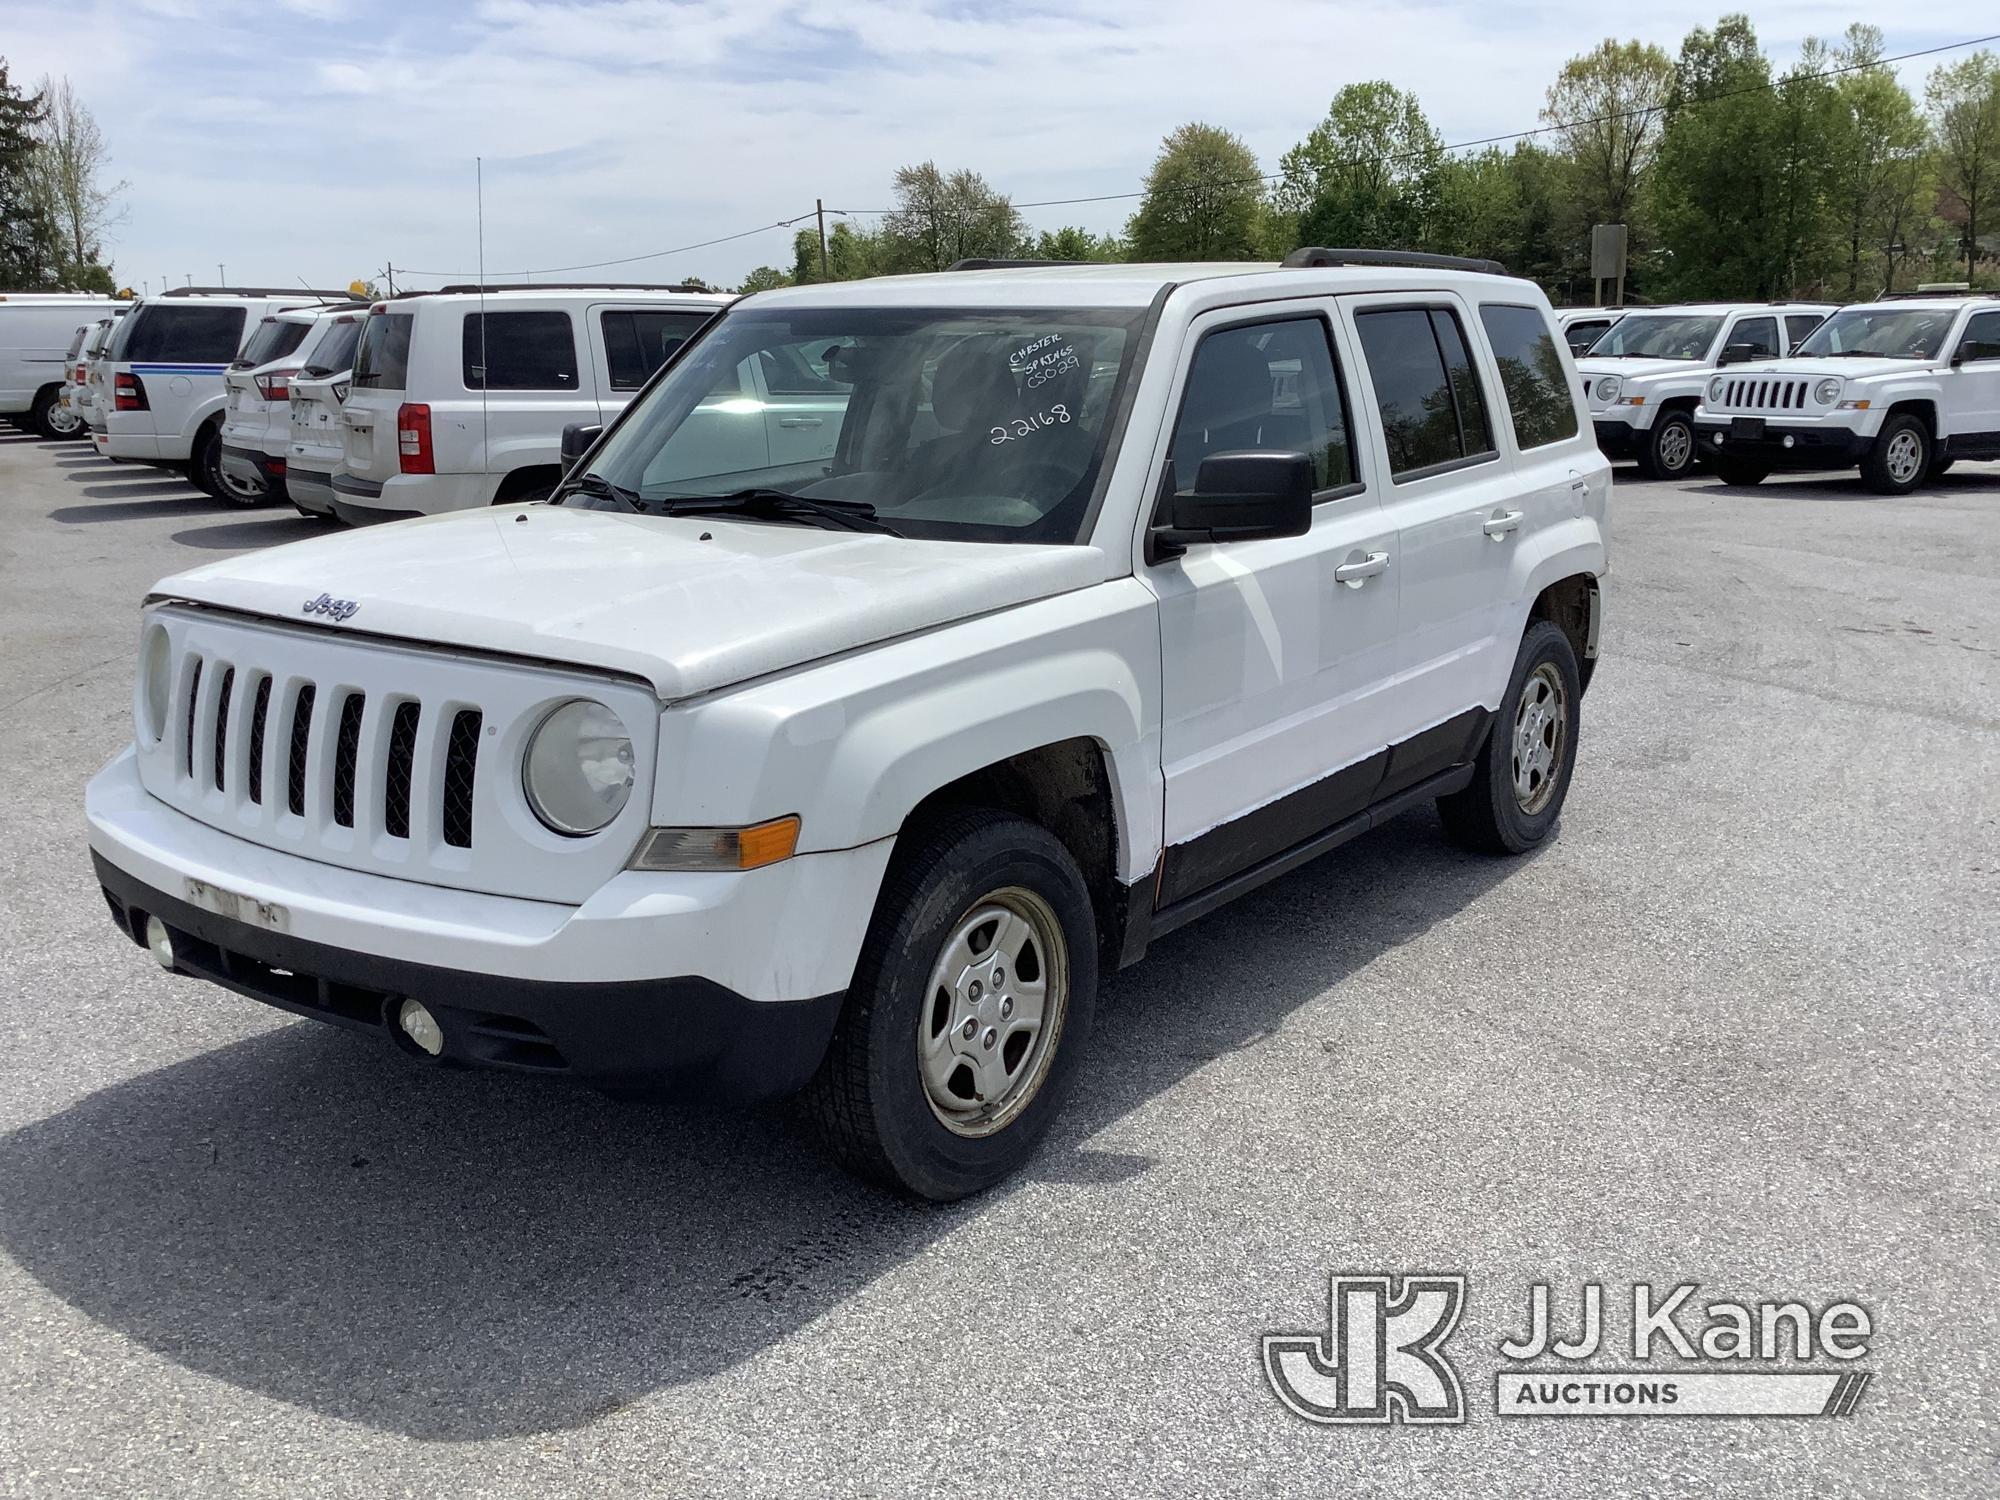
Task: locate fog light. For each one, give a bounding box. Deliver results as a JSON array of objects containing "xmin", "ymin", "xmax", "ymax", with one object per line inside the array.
[
  {"xmin": 144, "ymin": 914, "xmax": 175, "ymax": 970},
  {"xmin": 1782, "ymin": 435, "xmax": 1795, "ymax": 449},
  {"xmin": 1713, "ymin": 433, "xmax": 1725, "ymax": 446},
  {"xmin": 397, "ymin": 999, "xmax": 444, "ymax": 1056}
]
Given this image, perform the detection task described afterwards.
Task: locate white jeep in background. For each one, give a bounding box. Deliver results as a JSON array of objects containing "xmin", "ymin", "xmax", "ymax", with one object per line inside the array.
[
  {"xmin": 331, "ymin": 283, "xmax": 731, "ymax": 524},
  {"xmin": 86, "ymin": 250, "xmax": 1609, "ymax": 1199},
  {"xmin": 1693, "ymin": 296, "xmax": 2000, "ymax": 493},
  {"xmin": 1578, "ymin": 302, "xmax": 1833, "ymax": 479},
  {"xmin": 218, "ymin": 304, "xmax": 367, "ymax": 505}
]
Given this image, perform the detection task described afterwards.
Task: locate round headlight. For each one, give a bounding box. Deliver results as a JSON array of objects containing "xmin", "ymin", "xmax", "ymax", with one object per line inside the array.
[
  {"xmin": 141, "ymin": 624, "xmax": 172, "ymax": 741},
  {"xmin": 1708, "ymin": 376, "xmax": 1726, "ymax": 402},
  {"xmin": 1813, "ymin": 377, "xmax": 1842, "ymax": 405},
  {"xmin": 1596, "ymin": 375, "xmax": 1621, "ymax": 403},
  {"xmin": 523, "ymin": 699, "xmax": 634, "ymax": 836}
]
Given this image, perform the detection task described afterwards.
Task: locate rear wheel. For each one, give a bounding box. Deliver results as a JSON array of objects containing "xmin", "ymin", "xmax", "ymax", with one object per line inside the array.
[
  {"xmin": 1862, "ymin": 414, "xmax": 1929, "ymax": 496},
  {"xmin": 189, "ymin": 425, "xmax": 226, "ymax": 498},
  {"xmin": 806, "ymin": 809, "xmax": 1097, "ymax": 1200},
  {"xmin": 1438, "ymin": 620, "xmax": 1581, "ymax": 856},
  {"xmin": 1636, "ymin": 410, "xmax": 1696, "ymax": 480},
  {"xmin": 31, "ymin": 387, "xmax": 83, "ymax": 440}
]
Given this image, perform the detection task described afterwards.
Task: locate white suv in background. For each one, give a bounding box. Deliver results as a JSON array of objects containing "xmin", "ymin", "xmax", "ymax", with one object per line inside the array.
[
  {"xmin": 1694, "ymin": 295, "xmax": 2000, "ymax": 493},
  {"xmin": 331, "ymin": 284, "xmax": 731, "ymax": 523},
  {"xmin": 76, "ymin": 312, "xmax": 129, "ymax": 439},
  {"xmin": 1578, "ymin": 302, "xmax": 1833, "ymax": 479},
  {"xmin": 218, "ymin": 304, "xmax": 366, "ymax": 505},
  {"xmin": 96, "ymin": 287, "xmax": 349, "ymax": 495},
  {"xmin": 285, "ymin": 313, "xmax": 368, "ymax": 519},
  {"xmin": 88, "ymin": 249, "xmax": 1608, "ymax": 1198}
]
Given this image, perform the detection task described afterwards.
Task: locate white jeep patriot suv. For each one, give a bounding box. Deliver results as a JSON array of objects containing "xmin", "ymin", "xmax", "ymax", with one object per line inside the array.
[
  {"xmin": 86, "ymin": 251, "xmax": 1609, "ymax": 1199},
  {"xmin": 1692, "ymin": 295, "xmax": 2000, "ymax": 492},
  {"xmin": 1578, "ymin": 302, "xmax": 1832, "ymax": 478}
]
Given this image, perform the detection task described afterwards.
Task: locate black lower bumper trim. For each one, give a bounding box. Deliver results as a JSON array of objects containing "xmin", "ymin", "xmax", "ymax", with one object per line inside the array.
[
  {"xmin": 94, "ymin": 852, "xmax": 843, "ymax": 1103},
  {"xmin": 332, "ymin": 499, "xmax": 422, "ymax": 526},
  {"xmin": 1692, "ymin": 422, "xmax": 1873, "ymax": 469},
  {"xmin": 1591, "ymin": 420, "xmax": 1645, "ymax": 460}
]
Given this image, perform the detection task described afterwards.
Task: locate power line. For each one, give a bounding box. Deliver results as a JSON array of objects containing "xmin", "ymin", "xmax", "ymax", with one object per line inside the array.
[{"xmin": 396, "ymin": 212, "xmax": 821, "ymax": 280}]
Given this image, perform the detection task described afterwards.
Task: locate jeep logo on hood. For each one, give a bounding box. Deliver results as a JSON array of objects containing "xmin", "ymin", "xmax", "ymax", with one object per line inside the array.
[{"xmin": 302, "ymin": 592, "xmax": 360, "ymax": 622}]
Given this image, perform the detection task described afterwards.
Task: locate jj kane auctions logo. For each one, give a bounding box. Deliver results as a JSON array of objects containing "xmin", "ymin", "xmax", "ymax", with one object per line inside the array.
[{"xmin": 1263, "ymin": 1275, "xmax": 1874, "ymax": 1423}]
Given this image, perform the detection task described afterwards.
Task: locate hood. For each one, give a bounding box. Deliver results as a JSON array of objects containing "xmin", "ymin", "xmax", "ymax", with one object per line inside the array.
[
  {"xmin": 152, "ymin": 504, "xmax": 1108, "ymax": 700},
  {"xmin": 1728, "ymin": 355, "xmax": 1932, "ymax": 382},
  {"xmin": 1575, "ymin": 356, "xmax": 1705, "ymax": 383}
]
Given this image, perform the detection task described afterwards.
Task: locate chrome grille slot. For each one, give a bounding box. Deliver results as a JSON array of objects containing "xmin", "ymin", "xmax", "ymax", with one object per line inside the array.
[
  {"xmin": 331, "ymin": 691, "xmax": 366, "ymax": 829},
  {"xmin": 384, "ymin": 701, "xmax": 420, "ymax": 840},
  {"xmin": 443, "ymin": 710, "xmax": 481, "ymax": 849},
  {"xmin": 211, "ymin": 667, "xmax": 234, "ymax": 792},
  {"xmin": 183, "ymin": 657, "xmax": 203, "ymax": 780},
  {"xmin": 287, "ymin": 684, "xmax": 315, "ymax": 817},
  {"xmin": 247, "ymin": 675, "xmax": 271, "ymax": 805}
]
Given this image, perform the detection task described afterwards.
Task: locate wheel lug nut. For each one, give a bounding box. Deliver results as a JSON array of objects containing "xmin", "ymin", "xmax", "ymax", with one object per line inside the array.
[
  {"xmin": 992, "ymin": 967, "xmax": 1004, "ymax": 986},
  {"xmin": 962, "ymin": 1019, "xmax": 977, "ymax": 1040},
  {"xmin": 1000, "ymin": 997, "xmax": 1013, "ymax": 1018},
  {"xmin": 968, "ymin": 980, "xmax": 982, "ymax": 1000},
  {"xmin": 982, "ymin": 1028, "xmax": 997, "ymax": 1050}
]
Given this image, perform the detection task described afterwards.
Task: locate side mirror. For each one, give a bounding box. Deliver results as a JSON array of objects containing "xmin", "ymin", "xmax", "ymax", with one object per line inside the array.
[
  {"xmin": 1716, "ymin": 342, "xmax": 1762, "ymax": 366},
  {"xmin": 560, "ymin": 422, "xmax": 602, "ymax": 466},
  {"xmin": 1952, "ymin": 340, "xmax": 2000, "ymax": 366},
  {"xmin": 1153, "ymin": 451, "xmax": 1314, "ymax": 558}
]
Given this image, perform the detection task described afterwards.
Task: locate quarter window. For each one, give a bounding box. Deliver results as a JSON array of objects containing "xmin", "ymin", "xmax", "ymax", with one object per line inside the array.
[
  {"xmin": 1354, "ymin": 307, "xmax": 1496, "ymax": 478},
  {"xmin": 601, "ymin": 309, "xmax": 714, "ymax": 390},
  {"xmin": 463, "ymin": 310, "xmax": 579, "ymax": 390},
  {"xmin": 1478, "ymin": 305, "xmax": 1579, "ymax": 450},
  {"xmin": 1167, "ymin": 318, "xmax": 1355, "ymax": 495}
]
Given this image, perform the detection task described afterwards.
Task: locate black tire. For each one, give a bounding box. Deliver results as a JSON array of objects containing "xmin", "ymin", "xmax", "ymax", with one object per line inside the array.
[
  {"xmin": 1929, "ymin": 456, "xmax": 1954, "ymax": 478},
  {"xmin": 1862, "ymin": 413, "xmax": 1929, "ymax": 496},
  {"xmin": 30, "ymin": 386, "xmax": 84, "ymax": 441},
  {"xmin": 1710, "ymin": 457, "xmax": 1769, "ymax": 487},
  {"xmin": 806, "ymin": 809, "xmax": 1098, "ymax": 1201},
  {"xmin": 189, "ymin": 424, "xmax": 225, "ymax": 498},
  {"xmin": 1437, "ymin": 619, "xmax": 1581, "ymax": 856},
  {"xmin": 1635, "ymin": 410, "xmax": 1696, "ymax": 480}
]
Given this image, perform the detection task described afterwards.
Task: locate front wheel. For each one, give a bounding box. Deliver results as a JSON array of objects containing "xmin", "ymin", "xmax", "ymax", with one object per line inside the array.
[
  {"xmin": 806, "ymin": 810, "xmax": 1097, "ymax": 1200},
  {"xmin": 1438, "ymin": 619, "xmax": 1581, "ymax": 855},
  {"xmin": 1862, "ymin": 414, "xmax": 1929, "ymax": 496},
  {"xmin": 1636, "ymin": 411, "xmax": 1696, "ymax": 480}
]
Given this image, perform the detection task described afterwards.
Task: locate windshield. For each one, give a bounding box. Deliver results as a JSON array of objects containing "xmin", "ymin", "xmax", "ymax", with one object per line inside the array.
[
  {"xmin": 570, "ymin": 306, "xmax": 1145, "ymax": 544},
  {"xmin": 303, "ymin": 316, "xmax": 363, "ymax": 376},
  {"xmin": 1586, "ymin": 314, "xmax": 1724, "ymax": 360},
  {"xmin": 1795, "ymin": 307, "xmax": 1957, "ymax": 360}
]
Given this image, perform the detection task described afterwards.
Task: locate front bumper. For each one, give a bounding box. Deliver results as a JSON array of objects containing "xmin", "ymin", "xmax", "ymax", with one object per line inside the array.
[
  {"xmin": 86, "ymin": 748, "xmax": 891, "ymax": 1099},
  {"xmin": 220, "ymin": 443, "xmax": 286, "ymax": 498},
  {"xmin": 1693, "ymin": 419, "xmax": 1873, "ymax": 470},
  {"xmin": 1590, "ymin": 418, "xmax": 1646, "ymax": 460}
]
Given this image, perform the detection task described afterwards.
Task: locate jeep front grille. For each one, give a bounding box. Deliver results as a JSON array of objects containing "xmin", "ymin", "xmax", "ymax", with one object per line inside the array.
[{"xmin": 1715, "ymin": 377, "xmax": 1810, "ymax": 412}]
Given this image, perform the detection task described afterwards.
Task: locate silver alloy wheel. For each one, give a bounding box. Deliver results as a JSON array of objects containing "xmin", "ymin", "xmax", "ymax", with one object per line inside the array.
[
  {"xmin": 215, "ymin": 454, "xmax": 264, "ymax": 503},
  {"xmin": 1511, "ymin": 662, "xmax": 1567, "ymax": 815},
  {"xmin": 917, "ymin": 885, "xmax": 1068, "ymax": 1138},
  {"xmin": 1884, "ymin": 429, "xmax": 1923, "ymax": 484},
  {"xmin": 1657, "ymin": 419, "xmax": 1692, "ymax": 472},
  {"xmin": 46, "ymin": 403, "xmax": 83, "ymax": 437}
]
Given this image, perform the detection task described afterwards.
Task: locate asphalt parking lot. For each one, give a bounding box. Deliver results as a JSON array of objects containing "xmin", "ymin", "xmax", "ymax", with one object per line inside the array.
[{"xmin": 0, "ymin": 432, "xmax": 1994, "ymax": 1498}]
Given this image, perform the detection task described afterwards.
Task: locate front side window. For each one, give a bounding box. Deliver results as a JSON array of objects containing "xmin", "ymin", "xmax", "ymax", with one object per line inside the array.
[
  {"xmin": 463, "ymin": 310, "xmax": 579, "ymax": 390},
  {"xmin": 122, "ymin": 304, "xmax": 247, "ymax": 364},
  {"xmin": 1728, "ymin": 317, "xmax": 1779, "ymax": 358},
  {"xmin": 352, "ymin": 312, "xmax": 412, "ymax": 389},
  {"xmin": 1587, "ymin": 314, "xmax": 1725, "ymax": 361},
  {"xmin": 236, "ymin": 317, "xmax": 310, "ymax": 368},
  {"xmin": 571, "ymin": 305, "xmax": 1145, "ymax": 545},
  {"xmin": 1795, "ymin": 308, "xmax": 1957, "ymax": 360},
  {"xmin": 1168, "ymin": 318, "xmax": 1355, "ymax": 496},
  {"xmin": 1354, "ymin": 307, "xmax": 1496, "ymax": 478},
  {"xmin": 602, "ymin": 309, "xmax": 715, "ymax": 390},
  {"xmin": 1952, "ymin": 310, "xmax": 2000, "ymax": 362},
  {"xmin": 1478, "ymin": 304, "xmax": 1579, "ymax": 450}
]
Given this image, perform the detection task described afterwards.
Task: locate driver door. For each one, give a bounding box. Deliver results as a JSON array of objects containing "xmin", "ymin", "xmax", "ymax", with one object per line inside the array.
[{"xmin": 1944, "ymin": 310, "xmax": 2000, "ymax": 456}]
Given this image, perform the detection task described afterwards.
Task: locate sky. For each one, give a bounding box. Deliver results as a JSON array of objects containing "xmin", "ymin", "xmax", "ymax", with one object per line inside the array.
[{"xmin": 4, "ymin": 0, "xmax": 1998, "ymax": 295}]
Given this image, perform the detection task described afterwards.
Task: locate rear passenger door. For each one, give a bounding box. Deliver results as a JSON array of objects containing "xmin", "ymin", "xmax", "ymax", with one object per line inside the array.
[
  {"xmin": 461, "ymin": 308, "xmax": 585, "ymax": 473},
  {"xmin": 1343, "ymin": 296, "xmax": 1539, "ymax": 725},
  {"xmin": 1147, "ymin": 305, "xmax": 1404, "ymax": 906}
]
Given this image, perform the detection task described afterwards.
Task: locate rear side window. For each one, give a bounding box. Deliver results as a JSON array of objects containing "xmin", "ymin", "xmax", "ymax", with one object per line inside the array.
[
  {"xmin": 601, "ymin": 309, "xmax": 712, "ymax": 390},
  {"xmin": 1354, "ymin": 307, "xmax": 1496, "ymax": 479},
  {"xmin": 352, "ymin": 313, "xmax": 412, "ymax": 389},
  {"xmin": 237, "ymin": 317, "xmax": 310, "ymax": 367},
  {"xmin": 1785, "ymin": 314, "xmax": 1825, "ymax": 347},
  {"xmin": 303, "ymin": 317, "xmax": 363, "ymax": 376},
  {"xmin": 1168, "ymin": 318, "xmax": 1355, "ymax": 494},
  {"xmin": 464, "ymin": 310, "xmax": 578, "ymax": 390},
  {"xmin": 1478, "ymin": 304, "xmax": 1580, "ymax": 450},
  {"xmin": 122, "ymin": 304, "xmax": 247, "ymax": 364}
]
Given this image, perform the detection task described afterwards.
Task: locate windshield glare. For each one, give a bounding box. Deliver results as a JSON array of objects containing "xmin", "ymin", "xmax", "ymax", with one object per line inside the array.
[
  {"xmin": 1796, "ymin": 307, "xmax": 1956, "ymax": 360},
  {"xmin": 1586, "ymin": 314, "xmax": 1725, "ymax": 360},
  {"xmin": 571, "ymin": 306, "xmax": 1145, "ymax": 544}
]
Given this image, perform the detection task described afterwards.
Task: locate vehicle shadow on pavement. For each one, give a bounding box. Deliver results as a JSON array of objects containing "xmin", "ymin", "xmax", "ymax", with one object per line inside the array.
[
  {"xmin": 50, "ymin": 496, "xmax": 235, "ymax": 523},
  {"xmin": 170, "ymin": 517, "xmax": 324, "ymax": 550},
  {"xmin": 0, "ymin": 806, "xmax": 1521, "ymax": 1440}
]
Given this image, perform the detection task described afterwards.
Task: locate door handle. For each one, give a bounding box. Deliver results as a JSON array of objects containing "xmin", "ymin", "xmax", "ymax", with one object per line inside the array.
[
  {"xmin": 778, "ymin": 416, "xmax": 823, "ymax": 429},
  {"xmin": 1483, "ymin": 508, "xmax": 1524, "ymax": 539},
  {"xmin": 1334, "ymin": 551, "xmax": 1389, "ymax": 587}
]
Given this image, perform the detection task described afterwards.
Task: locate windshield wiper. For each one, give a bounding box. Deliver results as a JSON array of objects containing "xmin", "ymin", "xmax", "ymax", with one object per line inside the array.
[
  {"xmin": 562, "ymin": 471, "xmax": 644, "ymax": 512},
  {"xmin": 661, "ymin": 488, "xmax": 903, "ymax": 536}
]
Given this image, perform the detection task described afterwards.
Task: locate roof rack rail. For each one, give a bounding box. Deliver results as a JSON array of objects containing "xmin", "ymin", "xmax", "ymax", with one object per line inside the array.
[
  {"xmin": 1879, "ymin": 286, "xmax": 1981, "ymax": 299},
  {"xmin": 161, "ymin": 285, "xmax": 354, "ymax": 298},
  {"xmin": 945, "ymin": 258, "xmax": 1087, "ymax": 272},
  {"xmin": 1281, "ymin": 247, "xmax": 1510, "ymax": 276},
  {"xmin": 397, "ymin": 281, "xmax": 724, "ymax": 297}
]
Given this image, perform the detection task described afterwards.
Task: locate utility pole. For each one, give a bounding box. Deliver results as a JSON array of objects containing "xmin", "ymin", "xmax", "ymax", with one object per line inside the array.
[
  {"xmin": 384, "ymin": 262, "xmax": 395, "ymax": 295},
  {"xmin": 218, "ymin": 263, "xmax": 225, "ymax": 285},
  {"xmin": 816, "ymin": 198, "xmax": 829, "ymax": 282}
]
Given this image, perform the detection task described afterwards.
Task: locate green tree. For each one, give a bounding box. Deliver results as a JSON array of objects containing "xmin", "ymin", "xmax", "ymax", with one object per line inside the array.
[
  {"xmin": 1274, "ymin": 82, "xmax": 1444, "ymax": 251},
  {"xmin": 0, "ymin": 59, "xmax": 62, "ymax": 288},
  {"xmin": 1434, "ymin": 143, "xmax": 1564, "ymax": 282},
  {"xmin": 1541, "ymin": 40, "xmax": 1675, "ymax": 233},
  {"xmin": 1030, "ymin": 226, "xmax": 1123, "ymax": 262},
  {"xmin": 29, "ymin": 75, "xmax": 124, "ymax": 278},
  {"xmin": 1926, "ymin": 52, "xmax": 2000, "ymax": 281},
  {"xmin": 880, "ymin": 163, "xmax": 1025, "ymax": 273},
  {"xmin": 790, "ymin": 220, "xmax": 886, "ymax": 284},
  {"xmin": 737, "ymin": 265, "xmax": 790, "ymax": 293},
  {"xmin": 1822, "ymin": 26, "xmax": 1931, "ymax": 297},
  {"xmin": 1125, "ymin": 122, "xmax": 1264, "ymax": 260}
]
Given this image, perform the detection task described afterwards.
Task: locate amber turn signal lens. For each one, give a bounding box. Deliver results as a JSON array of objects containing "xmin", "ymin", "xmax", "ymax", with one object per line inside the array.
[{"xmin": 628, "ymin": 815, "xmax": 802, "ymax": 872}]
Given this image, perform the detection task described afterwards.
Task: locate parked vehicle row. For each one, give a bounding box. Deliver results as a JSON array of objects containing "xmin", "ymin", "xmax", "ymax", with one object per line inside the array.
[{"xmin": 0, "ymin": 292, "xmax": 126, "ymax": 438}]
